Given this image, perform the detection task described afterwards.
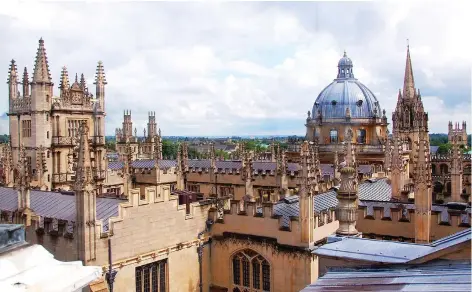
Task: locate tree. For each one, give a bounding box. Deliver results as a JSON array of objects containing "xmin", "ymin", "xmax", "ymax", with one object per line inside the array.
[
  {"xmin": 437, "ymin": 143, "xmax": 452, "ymax": 155},
  {"xmin": 105, "ymin": 140, "xmax": 116, "ymax": 151},
  {"xmin": 162, "ymin": 140, "xmax": 178, "ymax": 159}
]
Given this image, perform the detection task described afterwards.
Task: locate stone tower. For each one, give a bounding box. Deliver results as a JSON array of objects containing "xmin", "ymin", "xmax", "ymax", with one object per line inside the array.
[
  {"xmin": 448, "ymin": 121, "xmax": 468, "ymax": 149},
  {"xmin": 147, "ymin": 111, "xmax": 157, "ymax": 138},
  {"xmin": 392, "ymin": 45, "xmax": 429, "ymax": 170},
  {"xmin": 450, "ymin": 133, "xmax": 463, "ymax": 202},
  {"xmin": 122, "ymin": 110, "xmax": 133, "ymax": 139},
  {"xmin": 8, "ymin": 39, "xmax": 54, "ymax": 189},
  {"xmin": 7, "ymin": 39, "xmax": 107, "ymax": 192}
]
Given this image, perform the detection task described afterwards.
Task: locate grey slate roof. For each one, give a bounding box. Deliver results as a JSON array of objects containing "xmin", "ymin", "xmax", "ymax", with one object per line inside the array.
[
  {"xmin": 0, "ymin": 187, "xmax": 123, "ymax": 231},
  {"xmin": 313, "ymin": 228, "xmax": 471, "ymax": 264},
  {"xmin": 301, "ymin": 260, "xmax": 472, "ymax": 291},
  {"xmin": 258, "ymin": 178, "xmax": 392, "ymax": 228},
  {"xmin": 107, "ymin": 158, "xmax": 373, "ymax": 178},
  {"xmin": 430, "ymin": 145, "xmax": 439, "ymax": 154}
]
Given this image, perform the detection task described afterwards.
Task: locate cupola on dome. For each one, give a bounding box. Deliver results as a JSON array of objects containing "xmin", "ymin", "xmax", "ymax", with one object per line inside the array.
[{"xmin": 311, "ymin": 51, "xmax": 382, "ymax": 120}]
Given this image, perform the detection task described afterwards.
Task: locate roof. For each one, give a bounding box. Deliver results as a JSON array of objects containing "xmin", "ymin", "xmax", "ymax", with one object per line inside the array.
[
  {"xmin": 311, "ymin": 52, "xmax": 382, "ymax": 120},
  {"xmin": 430, "ymin": 145, "xmax": 439, "ymax": 154},
  {"xmin": 313, "ymin": 228, "xmax": 471, "ymax": 264},
  {"xmin": 0, "ymin": 236, "xmax": 101, "ymax": 292},
  {"xmin": 107, "ymin": 159, "xmax": 373, "ymax": 178},
  {"xmin": 301, "ymin": 260, "xmax": 471, "ymax": 291},
  {"xmin": 258, "ymin": 178, "xmax": 392, "ymax": 228},
  {"xmin": 0, "ymin": 187, "xmax": 123, "ymax": 231}
]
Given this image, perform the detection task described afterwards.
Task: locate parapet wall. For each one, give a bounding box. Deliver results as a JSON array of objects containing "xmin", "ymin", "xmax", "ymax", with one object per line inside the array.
[
  {"xmin": 357, "ymin": 201, "xmax": 471, "ymax": 241},
  {"xmin": 209, "ymin": 198, "xmax": 339, "ymax": 247}
]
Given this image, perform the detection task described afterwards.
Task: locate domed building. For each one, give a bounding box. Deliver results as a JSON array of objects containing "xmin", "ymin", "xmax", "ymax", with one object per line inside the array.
[{"xmin": 305, "ymin": 51, "xmax": 388, "ymax": 163}]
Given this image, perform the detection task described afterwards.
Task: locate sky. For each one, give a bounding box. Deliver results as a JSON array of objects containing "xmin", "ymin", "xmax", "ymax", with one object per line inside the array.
[{"xmin": 0, "ymin": 1, "xmax": 471, "ymax": 137}]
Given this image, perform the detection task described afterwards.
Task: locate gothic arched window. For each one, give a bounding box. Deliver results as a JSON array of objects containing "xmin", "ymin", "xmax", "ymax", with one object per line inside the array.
[
  {"xmin": 232, "ymin": 249, "xmax": 271, "ymax": 292},
  {"xmin": 330, "ymin": 129, "xmax": 338, "ymax": 143}
]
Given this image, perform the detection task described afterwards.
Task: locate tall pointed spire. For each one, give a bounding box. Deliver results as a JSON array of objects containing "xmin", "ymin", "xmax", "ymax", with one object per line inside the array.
[
  {"xmin": 22, "ymin": 67, "xmax": 30, "ymax": 97},
  {"xmin": 403, "ymin": 43, "xmax": 416, "ymax": 99},
  {"xmin": 32, "ymin": 38, "xmax": 52, "ymax": 83}
]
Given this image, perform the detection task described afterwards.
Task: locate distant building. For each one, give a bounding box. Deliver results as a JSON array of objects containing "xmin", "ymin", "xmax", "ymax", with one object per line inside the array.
[{"xmin": 448, "ymin": 121, "xmax": 468, "ymax": 148}]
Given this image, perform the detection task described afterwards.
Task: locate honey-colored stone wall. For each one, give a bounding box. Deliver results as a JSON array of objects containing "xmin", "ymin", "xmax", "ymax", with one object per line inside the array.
[
  {"xmin": 357, "ymin": 208, "xmax": 470, "ymax": 241},
  {"xmin": 210, "ymin": 241, "xmax": 316, "ymax": 292}
]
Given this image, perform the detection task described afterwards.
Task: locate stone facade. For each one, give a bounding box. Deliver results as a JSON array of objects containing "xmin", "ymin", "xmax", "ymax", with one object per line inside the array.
[
  {"xmin": 115, "ymin": 111, "xmax": 163, "ymax": 161},
  {"xmin": 6, "ymin": 39, "xmax": 107, "ymax": 193},
  {"xmin": 0, "ymin": 39, "xmax": 470, "ymax": 292}
]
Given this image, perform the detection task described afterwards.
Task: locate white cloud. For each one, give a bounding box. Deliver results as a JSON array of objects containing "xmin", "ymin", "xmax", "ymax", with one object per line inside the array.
[{"xmin": 0, "ymin": 1, "xmax": 470, "ymax": 136}]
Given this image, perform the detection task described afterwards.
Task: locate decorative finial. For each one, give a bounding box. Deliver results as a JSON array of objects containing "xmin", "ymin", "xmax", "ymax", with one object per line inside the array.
[
  {"xmin": 407, "ymin": 38, "xmax": 409, "ymax": 48},
  {"xmin": 343, "ymin": 50, "xmax": 347, "ymax": 57}
]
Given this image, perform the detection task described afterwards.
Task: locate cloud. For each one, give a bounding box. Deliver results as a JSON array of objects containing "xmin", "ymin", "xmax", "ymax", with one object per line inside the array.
[{"xmin": 0, "ymin": 1, "xmax": 470, "ymax": 136}]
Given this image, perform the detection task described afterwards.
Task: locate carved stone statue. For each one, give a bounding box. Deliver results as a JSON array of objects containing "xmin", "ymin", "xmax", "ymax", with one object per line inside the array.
[{"xmin": 67, "ymin": 151, "xmax": 74, "ymax": 173}]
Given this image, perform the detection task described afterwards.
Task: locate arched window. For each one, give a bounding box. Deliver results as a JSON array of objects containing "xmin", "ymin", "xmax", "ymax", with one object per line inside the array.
[
  {"xmin": 330, "ymin": 129, "xmax": 338, "ymax": 143},
  {"xmin": 232, "ymin": 249, "xmax": 271, "ymax": 292},
  {"xmin": 440, "ymin": 164, "xmax": 448, "ymax": 174},
  {"xmin": 357, "ymin": 129, "xmax": 366, "ymax": 144}
]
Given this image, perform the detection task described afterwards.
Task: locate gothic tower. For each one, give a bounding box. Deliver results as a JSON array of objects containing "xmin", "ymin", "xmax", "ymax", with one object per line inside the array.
[
  {"xmin": 392, "ymin": 45, "xmax": 429, "ymax": 170},
  {"xmin": 147, "ymin": 111, "xmax": 157, "ymax": 138},
  {"xmin": 448, "ymin": 121, "xmax": 468, "ymax": 149},
  {"xmin": 122, "ymin": 110, "xmax": 133, "ymax": 139},
  {"xmin": 450, "ymin": 133, "xmax": 463, "ymax": 202}
]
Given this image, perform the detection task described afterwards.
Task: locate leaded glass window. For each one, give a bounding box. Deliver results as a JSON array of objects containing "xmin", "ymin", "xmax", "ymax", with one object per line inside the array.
[
  {"xmin": 231, "ymin": 249, "xmax": 271, "ymax": 291},
  {"xmin": 135, "ymin": 259, "xmax": 167, "ymax": 292}
]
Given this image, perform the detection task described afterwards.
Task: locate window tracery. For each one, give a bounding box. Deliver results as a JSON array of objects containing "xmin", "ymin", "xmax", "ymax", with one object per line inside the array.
[{"xmin": 232, "ymin": 249, "xmax": 271, "ymax": 292}]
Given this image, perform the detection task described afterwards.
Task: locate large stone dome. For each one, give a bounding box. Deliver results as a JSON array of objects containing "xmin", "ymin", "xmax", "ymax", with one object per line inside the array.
[{"xmin": 312, "ymin": 51, "xmax": 382, "ymax": 120}]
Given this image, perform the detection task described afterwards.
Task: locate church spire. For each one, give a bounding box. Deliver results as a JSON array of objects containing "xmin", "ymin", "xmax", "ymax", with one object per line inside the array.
[
  {"xmin": 403, "ymin": 43, "xmax": 416, "ymax": 99},
  {"xmin": 32, "ymin": 38, "xmax": 52, "ymax": 83}
]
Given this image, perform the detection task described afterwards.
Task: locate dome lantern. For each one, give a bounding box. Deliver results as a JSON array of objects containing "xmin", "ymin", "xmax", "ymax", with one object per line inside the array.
[{"xmin": 337, "ymin": 50, "xmax": 354, "ymax": 79}]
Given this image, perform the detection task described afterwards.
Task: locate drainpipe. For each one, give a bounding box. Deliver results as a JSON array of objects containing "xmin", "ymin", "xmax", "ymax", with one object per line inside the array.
[
  {"xmin": 198, "ymin": 219, "xmax": 214, "ymax": 292},
  {"xmin": 197, "ymin": 230, "xmax": 205, "ymax": 292}
]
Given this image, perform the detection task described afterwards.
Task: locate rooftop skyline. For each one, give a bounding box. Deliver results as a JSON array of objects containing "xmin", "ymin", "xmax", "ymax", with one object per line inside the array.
[{"xmin": 1, "ymin": 1, "xmax": 470, "ymax": 136}]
